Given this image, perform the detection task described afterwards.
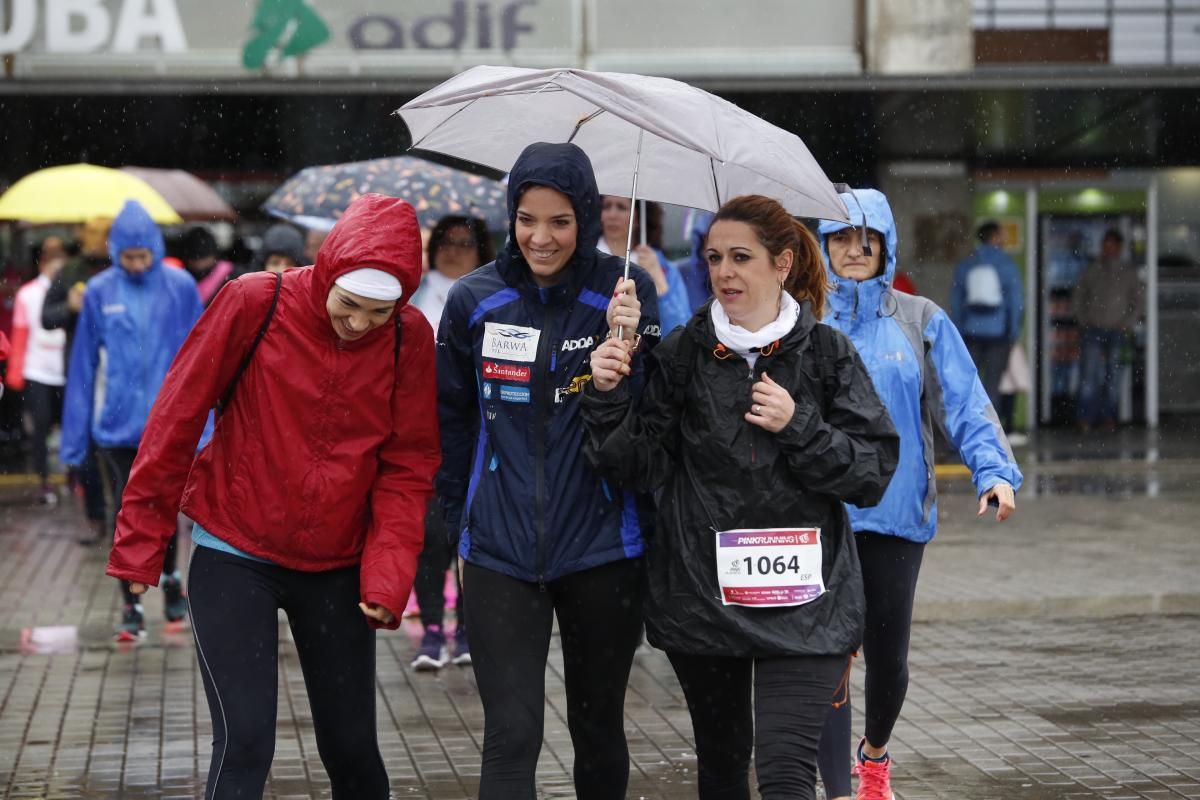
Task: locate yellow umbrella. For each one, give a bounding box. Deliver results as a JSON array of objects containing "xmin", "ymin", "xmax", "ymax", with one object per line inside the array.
[{"xmin": 0, "ymin": 163, "xmax": 183, "ymax": 224}]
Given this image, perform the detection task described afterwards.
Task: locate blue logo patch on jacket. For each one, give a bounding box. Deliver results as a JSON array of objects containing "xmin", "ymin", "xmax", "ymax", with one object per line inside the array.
[{"xmin": 499, "ymin": 385, "xmax": 530, "ymax": 404}]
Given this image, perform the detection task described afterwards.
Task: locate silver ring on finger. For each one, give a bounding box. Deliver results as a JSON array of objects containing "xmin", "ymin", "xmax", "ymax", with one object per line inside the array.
[{"xmin": 753, "ymin": 404, "xmax": 761, "ymax": 414}]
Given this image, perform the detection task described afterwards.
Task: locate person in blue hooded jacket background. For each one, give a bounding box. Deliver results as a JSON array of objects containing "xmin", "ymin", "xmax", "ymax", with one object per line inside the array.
[
  {"xmin": 814, "ymin": 189, "xmax": 1023, "ymax": 800},
  {"xmin": 674, "ymin": 208, "xmax": 716, "ymax": 311},
  {"xmin": 949, "ymin": 221, "xmax": 1024, "ymax": 410},
  {"xmin": 61, "ymin": 199, "xmax": 205, "ymax": 642},
  {"xmin": 437, "ymin": 141, "xmax": 660, "ymax": 799}
]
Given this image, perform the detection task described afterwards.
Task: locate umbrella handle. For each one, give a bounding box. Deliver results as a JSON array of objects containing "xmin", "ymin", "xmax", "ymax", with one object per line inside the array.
[{"xmin": 618, "ymin": 129, "xmax": 644, "ymax": 341}]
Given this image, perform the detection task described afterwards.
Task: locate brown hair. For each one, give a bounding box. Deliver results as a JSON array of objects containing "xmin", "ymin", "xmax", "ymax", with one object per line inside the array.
[
  {"xmin": 427, "ymin": 215, "xmax": 496, "ymax": 271},
  {"xmin": 709, "ymin": 195, "xmax": 828, "ymax": 319},
  {"xmin": 602, "ymin": 196, "xmax": 664, "ymax": 250}
]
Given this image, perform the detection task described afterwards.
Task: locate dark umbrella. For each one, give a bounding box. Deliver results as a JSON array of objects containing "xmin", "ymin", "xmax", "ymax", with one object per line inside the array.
[{"xmin": 262, "ymin": 155, "xmax": 508, "ymax": 233}]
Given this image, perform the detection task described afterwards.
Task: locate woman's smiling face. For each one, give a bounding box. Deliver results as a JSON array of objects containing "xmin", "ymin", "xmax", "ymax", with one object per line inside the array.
[
  {"xmin": 514, "ymin": 186, "xmax": 578, "ymax": 286},
  {"xmin": 325, "ymin": 284, "xmax": 396, "ymax": 341}
]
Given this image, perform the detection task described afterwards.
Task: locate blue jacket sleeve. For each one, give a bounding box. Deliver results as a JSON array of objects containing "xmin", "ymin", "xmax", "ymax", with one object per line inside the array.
[
  {"xmin": 923, "ymin": 309, "xmax": 1024, "ymax": 496},
  {"xmin": 435, "ymin": 283, "xmax": 479, "ymax": 540},
  {"xmin": 949, "ymin": 259, "xmax": 967, "ymax": 329},
  {"xmin": 1004, "ymin": 257, "xmax": 1024, "ymax": 343},
  {"xmin": 657, "ymin": 256, "xmax": 693, "ymax": 335},
  {"xmin": 60, "ymin": 283, "xmax": 103, "ymax": 466}
]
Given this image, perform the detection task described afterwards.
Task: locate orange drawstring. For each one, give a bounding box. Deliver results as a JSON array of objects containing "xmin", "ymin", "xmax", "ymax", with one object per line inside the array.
[
  {"xmin": 832, "ymin": 651, "xmax": 857, "ymax": 709},
  {"xmin": 713, "ymin": 340, "xmax": 782, "ymax": 360},
  {"xmin": 758, "ymin": 339, "xmax": 781, "ymax": 358}
]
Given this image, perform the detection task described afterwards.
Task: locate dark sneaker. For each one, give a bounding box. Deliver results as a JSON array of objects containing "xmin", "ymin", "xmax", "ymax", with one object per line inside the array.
[
  {"xmin": 411, "ymin": 625, "xmax": 447, "ymax": 671},
  {"xmin": 451, "ymin": 625, "xmax": 471, "ymax": 666},
  {"xmin": 78, "ymin": 520, "xmax": 106, "ymax": 546},
  {"xmin": 115, "ymin": 604, "xmax": 146, "ymax": 642},
  {"xmin": 161, "ymin": 576, "xmax": 187, "ymax": 623}
]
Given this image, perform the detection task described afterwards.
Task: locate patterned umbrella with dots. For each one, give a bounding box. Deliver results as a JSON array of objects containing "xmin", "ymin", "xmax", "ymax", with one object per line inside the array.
[{"xmin": 263, "ymin": 155, "xmax": 507, "ymax": 233}]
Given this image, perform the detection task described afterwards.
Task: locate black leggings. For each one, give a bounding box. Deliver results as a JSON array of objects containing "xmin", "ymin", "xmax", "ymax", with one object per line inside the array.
[
  {"xmin": 817, "ymin": 532, "xmax": 925, "ymax": 798},
  {"xmin": 22, "ymin": 380, "xmax": 63, "ymax": 482},
  {"xmin": 413, "ymin": 495, "xmax": 462, "ymax": 628},
  {"xmin": 99, "ymin": 447, "xmax": 178, "ymax": 605},
  {"xmin": 464, "ymin": 558, "xmax": 644, "ymax": 800},
  {"xmin": 669, "ymin": 651, "xmax": 847, "ymax": 800},
  {"xmin": 187, "ymin": 545, "xmax": 388, "ymax": 800},
  {"xmin": 80, "ymin": 443, "xmax": 106, "ymax": 523}
]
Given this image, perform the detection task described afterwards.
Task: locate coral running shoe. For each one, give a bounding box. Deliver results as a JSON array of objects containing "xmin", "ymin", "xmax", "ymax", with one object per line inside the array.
[{"xmin": 854, "ymin": 737, "xmax": 894, "ymax": 800}]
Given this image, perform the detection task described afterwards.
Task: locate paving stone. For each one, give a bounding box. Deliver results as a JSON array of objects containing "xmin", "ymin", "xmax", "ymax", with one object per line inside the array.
[{"xmin": 2, "ymin": 449, "xmax": 1199, "ymax": 797}]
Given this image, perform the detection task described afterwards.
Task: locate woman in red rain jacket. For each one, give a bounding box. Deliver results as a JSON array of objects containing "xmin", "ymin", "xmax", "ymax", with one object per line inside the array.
[{"xmin": 106, "ymin": 194, "xmax": 440, "ymax": 800}]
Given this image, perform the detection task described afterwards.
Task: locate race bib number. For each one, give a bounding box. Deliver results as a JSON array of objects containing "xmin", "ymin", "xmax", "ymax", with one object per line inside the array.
[
  {"xmin": 481, "ymin": 322, "xmax": 540, "ymax": 363},
  {"xmin": 714, "ymin": 528, "xmax": 825, "ymax": 608}
]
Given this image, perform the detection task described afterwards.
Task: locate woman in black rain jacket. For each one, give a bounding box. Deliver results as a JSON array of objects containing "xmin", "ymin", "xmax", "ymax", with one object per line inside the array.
[{"xmin": 581, "ymin": 194, "xmax": 899, "ymax": 799}]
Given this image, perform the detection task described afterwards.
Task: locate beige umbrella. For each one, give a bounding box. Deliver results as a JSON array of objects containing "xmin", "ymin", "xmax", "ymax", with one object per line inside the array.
[
  {"xmin": 397, "ymin": 66, "xmax": 849, "ymax": 224},
  {"xmin": 120, "ymin": 167, "xmax": 237, "ymax": 222},
  {"xmin": 397, "ymin": 66, "xmax": 850, "ymax": 289}
]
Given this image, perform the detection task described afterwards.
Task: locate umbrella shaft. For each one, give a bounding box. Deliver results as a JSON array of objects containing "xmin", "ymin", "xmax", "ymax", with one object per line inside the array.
[{"xmin": 618, "ymin": 129, "xmax": 644, "ymax": 340}]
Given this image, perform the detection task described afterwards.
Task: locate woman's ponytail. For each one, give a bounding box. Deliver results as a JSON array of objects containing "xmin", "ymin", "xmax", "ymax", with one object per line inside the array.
[
  {"xmin": 711, "ymin": 195, "xmax": 830, "ymax": 319},
  {"xmin": 784, "ymin": 220, "xmax": 828, "ymax": 320}
]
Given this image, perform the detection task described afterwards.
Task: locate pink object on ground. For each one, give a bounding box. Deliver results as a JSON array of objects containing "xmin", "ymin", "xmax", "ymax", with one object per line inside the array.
[{"xmin": 403, "ymin": 588, "xmax": 420, "ymax": 618}]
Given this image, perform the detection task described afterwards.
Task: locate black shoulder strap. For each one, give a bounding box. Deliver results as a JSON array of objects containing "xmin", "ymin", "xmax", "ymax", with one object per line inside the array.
[
  {"xmin": 216, "ymin": 272, "xmax": 282, "ymax": 416},
  {"xmin": 810, "ymin": 323, "xmax": 839, "ymax": 416},
  {"xmin": 393, "ymin": 312, "xmax": 403, "ymax": 365},
  {"xmin": 669, "ymin": 327, "xmax": 697, "ymax": 406}
]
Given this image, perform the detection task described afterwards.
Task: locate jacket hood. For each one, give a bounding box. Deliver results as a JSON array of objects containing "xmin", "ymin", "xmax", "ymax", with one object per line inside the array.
[
  {"xmin": 496, "ymin": 142, "xmax": 602, "ymax": 294},
  {"xmin": 817, "ymin": 188, "xmax": 898, "ymax": 321},
  {"xmin": 684, "ymin": 209, "xmax": 714, "ymax": 269},
  {"xmin": 258, "ymin": 223, "xmax": 307, "ymax": 269},
  {"xmin": 108, "ymin": 200, "xmax": 165, "ymax": 275},
  {"xmin": 312, "ymin": 194, "xmax": 422, "ymax": 315}
]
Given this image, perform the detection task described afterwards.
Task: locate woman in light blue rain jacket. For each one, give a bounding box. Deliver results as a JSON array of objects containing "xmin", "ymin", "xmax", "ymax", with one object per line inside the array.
[{"xmin": 814, "ymin": 189, "xmax": 1023, "ymax": 800}]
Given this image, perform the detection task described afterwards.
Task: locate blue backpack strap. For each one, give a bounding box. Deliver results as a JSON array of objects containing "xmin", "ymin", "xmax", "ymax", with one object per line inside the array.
[{"xmin": 216, "ymin": 271, "xmax": 282, "ymax": 416}]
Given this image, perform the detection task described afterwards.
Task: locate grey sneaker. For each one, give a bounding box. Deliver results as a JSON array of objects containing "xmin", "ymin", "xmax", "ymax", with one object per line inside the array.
[
  {"xmin": 115, "ymin": 604, "xmax": 145, "ymax": 642},
  {"xmin": 161, "ymin": 576, "xmax": 187, "ymax": 623}
]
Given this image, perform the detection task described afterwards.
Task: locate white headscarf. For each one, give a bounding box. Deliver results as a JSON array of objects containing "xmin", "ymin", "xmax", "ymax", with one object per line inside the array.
[
  {"xmin": 710, "ymin": 292, "xmax": 800, "ymax": 369},
  {"xmin": 334, "ymin": 268, "xmax": 403, "ymax": 301}
]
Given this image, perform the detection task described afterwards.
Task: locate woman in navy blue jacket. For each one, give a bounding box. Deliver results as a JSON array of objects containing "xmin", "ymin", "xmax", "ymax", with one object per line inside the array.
[{"xmin": 437, "ymin": 142, "xmax": 660, "ymax": 799}]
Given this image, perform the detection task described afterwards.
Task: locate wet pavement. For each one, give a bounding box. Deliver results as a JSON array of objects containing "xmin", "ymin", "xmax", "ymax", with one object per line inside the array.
[{"xmin": 1, "ymin": 424, "xmax": 1198, "ymax": 799}]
